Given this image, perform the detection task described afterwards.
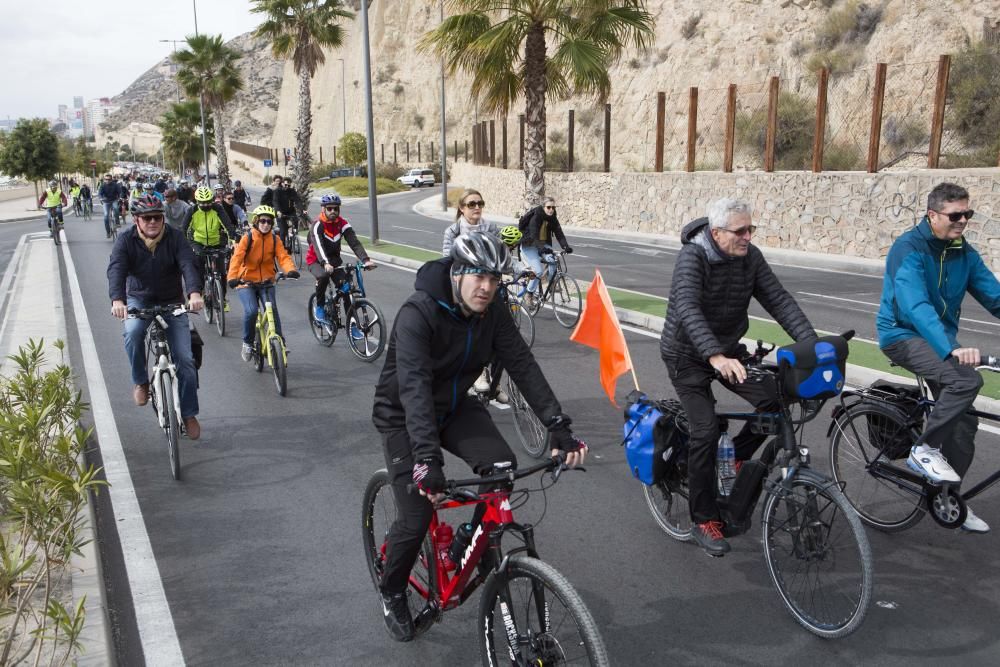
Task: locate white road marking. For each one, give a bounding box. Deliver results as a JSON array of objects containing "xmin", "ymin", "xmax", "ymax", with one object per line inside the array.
[
  {"xmin": 61, "ymin": 241, "xmax": 185, "ymax": 666},
  {"xmin": 0, "ymin": 234, "xmax": 29, "ymax": 338},
  {"xmin": 800, "ymin": 290, "xmax": 1000, "ymax": 328},
  {"xmin": 392, "ymin": 225, "xmax": 436, "ymax": 235}
]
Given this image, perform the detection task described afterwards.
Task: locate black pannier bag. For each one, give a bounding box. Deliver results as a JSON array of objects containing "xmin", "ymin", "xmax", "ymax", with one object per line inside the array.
[
  {"xmin": 867, "ymin": 380, "xmax": 923, "ymax": 460},
  {"xmin": 776, "ymin": 335, "xmax": 849, "ymax": 400}
]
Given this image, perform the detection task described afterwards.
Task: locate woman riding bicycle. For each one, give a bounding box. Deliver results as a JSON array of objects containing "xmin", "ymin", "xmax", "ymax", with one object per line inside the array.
[
  {"xmin": 370, "ymin": 231, "xmax": 587, "ymax": 643},
  {"xmin": 518, "ymin": 196, "xmax": 573, "ymax": 307},
  {"xmin": 227, "ymin": 205, "xmax": 300, "ymax": 362}
]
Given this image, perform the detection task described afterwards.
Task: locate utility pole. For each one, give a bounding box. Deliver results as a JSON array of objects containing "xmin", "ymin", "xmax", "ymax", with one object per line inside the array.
[
  {"xmin": 192, "ymin": 0, "xmax": 211, "ymax": 187},
  {"xmin": 439, "ymin": 0, "xmax": 448, "ymax": 211},
  {"xmin": 361, "ymin": 0, "xmax": 379, "ymax": 243}
]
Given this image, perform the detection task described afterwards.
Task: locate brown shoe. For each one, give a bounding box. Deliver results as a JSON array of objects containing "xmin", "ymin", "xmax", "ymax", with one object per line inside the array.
[
  {"xmin": 133, "ymin": 383, "xmax": 149, "ymax": 406},
  {"xmin": 184, "ymin": 417, "xmax": 201, "ymax": 440}
]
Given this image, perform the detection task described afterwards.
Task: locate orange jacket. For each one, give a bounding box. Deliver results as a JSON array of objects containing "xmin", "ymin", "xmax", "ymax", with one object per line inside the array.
[{"xmin": 227, "ymin": 227, "xmax": 295, "ymax": 285}]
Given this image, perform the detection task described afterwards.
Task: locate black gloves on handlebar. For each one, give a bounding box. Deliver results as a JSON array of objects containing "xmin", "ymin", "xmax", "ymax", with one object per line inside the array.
[
  {"xmin": 287, "ymin": 270, "xmax": 300, "ymax": 279},
  {"xmin": 564, "ymin": 246, "xmax": 573, "ymax": 254},
  {"xmin": 412, "ymin": 459, "xmax": 446, "ymax": 495},
  {"xmin": 546, "ymin": 414, "xmax": 586, "ymax": 452},
  {"xmin": 227, "ymin": 279, "xmax": 239, "ymax": 288}
]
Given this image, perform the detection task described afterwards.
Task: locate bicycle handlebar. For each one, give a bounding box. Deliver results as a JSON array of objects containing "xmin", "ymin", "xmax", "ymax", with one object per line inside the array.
[
  {"xmin": 237, "ymin": 273, "xmax": 298, "ymax": 288},
  {"xmin": 407, "ymin": 454, "xmax": 581, "ymax": 500},
  {"xmin": 126, "ymin": 304, "xmax": 187, "ymax": 319}
]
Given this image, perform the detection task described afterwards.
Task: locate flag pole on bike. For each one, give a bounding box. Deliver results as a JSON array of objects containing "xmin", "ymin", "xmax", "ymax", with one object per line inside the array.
[{"xmin": 570, "ymin": 269, "xmax": 639, "ymax": 405}]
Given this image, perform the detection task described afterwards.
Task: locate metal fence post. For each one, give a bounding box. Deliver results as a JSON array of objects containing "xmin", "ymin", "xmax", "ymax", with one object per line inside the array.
[
  {"xmin": 724, "ymin": 84, "xmax": 736, "ymax": 173},
  {"xmin": 567, "ymin": 110, "xmax": 575, "ymax": 172},
  {"xmin": 489, "ymin": 121, "xmax": 496, "ymax": 167},
  {"xmin": 686, "ymin": 87, "xmax": 698, "ymax": 172},
  {"xmin": 603, "ymin": 103, "xmax": 611, "ymax": 172},
  {"xmin": 928, "ymin": 54, "xmax": 951, "ymax": 169},
  {"xmin": 764, "ymin": 76, "xmax": 779, "ymax": 172},
  {"xmin": 502, "ymin": 117, "xmax": 508, "ymax": 169},
  {"xmin": 519, "ymin": 114, "xmax": 525, "ymax": 169},
  {"xmin": 867, "ymin": 63, "xmax": 888, "ymax": 173},
  {"xmin": 655, "ymin": 92, "xmax": 666, "ymax": 172},
  {"xmin": 812, "ymin": 68, "xmax": 828, "ymax": 173}
]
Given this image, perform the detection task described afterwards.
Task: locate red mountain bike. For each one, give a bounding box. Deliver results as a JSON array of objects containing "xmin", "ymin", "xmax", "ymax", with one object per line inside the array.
[{"xmin": 361, "ymin": 456, "xmax": 609, "ymax": 666}]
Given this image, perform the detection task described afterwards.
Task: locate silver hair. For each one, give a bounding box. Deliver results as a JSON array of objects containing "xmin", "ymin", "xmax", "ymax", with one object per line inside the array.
[
  {"xmin": 707, "ymin": 198, "xmax": 752, "ymax": 230},
  {"xmin": 542, "ymin": 196, "xmax": 556, "ymax": 206}
]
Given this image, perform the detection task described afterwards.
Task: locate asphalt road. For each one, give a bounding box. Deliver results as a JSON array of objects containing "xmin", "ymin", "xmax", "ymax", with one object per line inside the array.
[
  {"xmin": 13, "ymin": 198, "xmax": 1000, "ymax": 665},
  {"xmin": 341, "ymin": 189, "xmax": 1000, "ymax": 353}
]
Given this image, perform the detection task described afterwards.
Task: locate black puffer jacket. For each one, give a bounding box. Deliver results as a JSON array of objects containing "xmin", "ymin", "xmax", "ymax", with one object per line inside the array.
[
  {"xmin": 522, "ymin": 205, "xmax": 569, "ymax": 248},
  {"xmin": 372, "ymin": 258, "xmax": 562, "ymax": 464},
  {"xmin": 660, "ymin": 217, "xmax": 816, "ymax": 364}
]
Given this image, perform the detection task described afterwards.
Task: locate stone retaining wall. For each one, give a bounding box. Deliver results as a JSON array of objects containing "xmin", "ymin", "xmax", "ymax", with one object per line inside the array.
[{"xmin": 449, "ymin": 163, "xmax": 1000, "ymax": 269}]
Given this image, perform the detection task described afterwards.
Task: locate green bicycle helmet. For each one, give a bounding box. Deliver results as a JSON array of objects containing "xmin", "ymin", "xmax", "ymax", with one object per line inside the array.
[
  {"xmin": 194, "ymin": 186, "xmax": 214, "ymax": 203},
  {"xmin": 499, "ymin": 225, "xmax": 522, "ymax": 247}
]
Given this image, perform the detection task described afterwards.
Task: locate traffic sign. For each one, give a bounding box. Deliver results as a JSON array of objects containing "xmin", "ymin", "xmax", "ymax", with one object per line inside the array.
[
  {"xmin": 89, "ymin": 159, "xmax": 97, "ymax": 167},
  {"xmin": 263, "ymin": 159, "xmax": 273, "ymax": 168}
]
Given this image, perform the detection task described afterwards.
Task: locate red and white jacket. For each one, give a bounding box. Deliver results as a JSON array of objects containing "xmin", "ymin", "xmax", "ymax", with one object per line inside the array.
[{"xmin": 305, "ymin": 211, "xmax": 369, "ymax": 267}]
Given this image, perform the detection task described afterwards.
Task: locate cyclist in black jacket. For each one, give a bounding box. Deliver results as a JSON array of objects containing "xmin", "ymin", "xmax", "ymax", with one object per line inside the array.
[{"xmin": 371, "ymin": 231, "xmax": 587, "ymax": 642}]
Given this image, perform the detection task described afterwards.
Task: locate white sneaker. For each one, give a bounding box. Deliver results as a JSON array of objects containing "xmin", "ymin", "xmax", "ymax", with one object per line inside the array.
[
  {"xmin": 961, "ymin": 507, "xmax": 990, "ymax": 533},
  {"xmin": 241, "ymin": 342, "xmax": 252, "ymax": 362},
  {"xmin": 907, "ymin": 444, "xmax": 961, "ymax": 484},
  {"xmin": 473, "ymin": 369, "xmax": 491, "ymax": 394},
  {"xmin": 494, "ymin": 388, "xmax": 509, "ymax": 404}
]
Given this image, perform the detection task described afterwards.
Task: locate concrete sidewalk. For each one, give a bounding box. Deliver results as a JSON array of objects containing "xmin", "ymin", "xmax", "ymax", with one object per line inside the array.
[
  {"xmin": 0, "ymin": 232, "xmax": 113, "ymax": 665},
  {"xmin": 412, "ymin": 194, "xmax": 886, "ymax": 277},
  {"xmin": 0, "ymin": 195, "xmax": 46, "ymax": 222}
]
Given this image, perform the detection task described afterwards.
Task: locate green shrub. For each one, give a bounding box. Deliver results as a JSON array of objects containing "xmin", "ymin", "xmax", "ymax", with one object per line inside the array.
[
  {"xmin": 883, "ymin": 116, "xmax": 928, "ymax": 150},
  {"xmin": 947, "ymin": 40, "xmax": 1000, "ymax": 165},
  {"xmin": 806, "ymin": 46, "xmax": 863, "ymax": 78},
  {"xmin": 315, "ymin": 177, "xmax": 408, "ymax": 197},
  {"xmin": 545, "ymin": 146, "xmax": 569, "ymax": 171},
  {"xmin": 0, "ymin": 340, "xmax": 105, "ymax": 665},
  {"xmin": 549, "ymin": 130, "xmax": 565, "ymax": 145},
  {"xmin": 413, "ymin": 113, "xmax": 426, "ymax": 131},
  {"xmin": 376, "ymin": 163, "xmax": 407, "ymax": 180},
  {"xmin": 816, "ymin": 1, "xmax": 882, "ymax": 49},
  {"xmin": 680, "ymin": 13, "xmax": 701, "ymax": 40},
  {"xmin": 392, "ymin": 83, "xmax": 405, "ymax": 95},
  {"xmin": 823, "ymin": 142, "xmax": 865, "ymax": 170},
  {"xmin": 735, "ymin": 91, "xmax": 816, "ymax": 170}
]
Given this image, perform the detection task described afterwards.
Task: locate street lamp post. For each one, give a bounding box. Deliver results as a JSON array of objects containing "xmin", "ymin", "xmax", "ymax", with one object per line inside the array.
[
  {"xmin": 360, "ymin": 0, "xmax": 379, "ymax": 243},
  {"xmin": 439, "ymin": 0, "xmax": 448, "ymax": 211},
  {"xmin": 192, "ymin": 0, "xmax": 211, "ymax": 187},
  {"xmin": 338, "ymin": 58, "xmax": 347, "ymax": 140}
]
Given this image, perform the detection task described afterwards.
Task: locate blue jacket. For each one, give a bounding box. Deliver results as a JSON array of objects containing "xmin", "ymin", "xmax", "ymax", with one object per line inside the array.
[
  {"xmin": 877, "ymin": 217, "xmax": 1000, "ymax": 358},
  {"xmin": 107, "ymin": 224, "xmax": 202, "ymax": 305},
  {"xmin": 97, "ymin": 181, "xmax": 122, "ymax": 203}
]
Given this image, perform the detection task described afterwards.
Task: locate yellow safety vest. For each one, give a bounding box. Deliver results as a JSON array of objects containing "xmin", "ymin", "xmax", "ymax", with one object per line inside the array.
[
  {"xmin": 70, "ymin": 186, "xmax": 81, "ymax": 198},
  {"xmin": 44, "ymin": 189, "xmax": 63, "ymax": 207},
  {"xmin": 189, "ymin": 208, "xmax": 227, "ymax": 246}
]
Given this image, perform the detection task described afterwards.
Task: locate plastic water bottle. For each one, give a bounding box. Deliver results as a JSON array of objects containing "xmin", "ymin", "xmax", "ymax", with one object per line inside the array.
[
  {"xmin": 448, "ymin": 522, "xmax": 476, "ymax": 573},
  {"xmin": 433, "ymin": 523, "xmax": 456, "ymax": 571},
  {"xmin": 717, "ymin": 432, "xmax": 736, "ymax": 496}
]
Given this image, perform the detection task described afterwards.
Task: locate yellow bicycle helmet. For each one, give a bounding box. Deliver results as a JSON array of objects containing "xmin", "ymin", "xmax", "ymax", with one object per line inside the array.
[
  {"xmin": 499, "ymin": 225, "xmax": 523, "ymax": 247},
  {"xmin": 251, "ymin": 204, "xmax": 277, "ymax": 225},
  {"xmin": 194, "ymin": 186, "xmax": 214, "ymax": 202}
]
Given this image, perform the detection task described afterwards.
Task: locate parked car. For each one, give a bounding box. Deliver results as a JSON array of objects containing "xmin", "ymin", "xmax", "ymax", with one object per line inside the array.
[{"xmin": 397, "ymin": 168, "xmax": 435, "ymax": 188}]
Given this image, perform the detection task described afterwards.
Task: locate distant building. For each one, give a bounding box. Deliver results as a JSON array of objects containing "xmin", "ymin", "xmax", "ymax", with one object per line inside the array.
[
  {"xmin": 58, "ymin": 104, "xmax": 69, "ymax": 123},
  {"xmin": 83, "ymin": 97, "xmax": 119, "ymax": 139},
  {"xmin": 73, "ymin": 96, "xmax": 84, "ymax": 109}
]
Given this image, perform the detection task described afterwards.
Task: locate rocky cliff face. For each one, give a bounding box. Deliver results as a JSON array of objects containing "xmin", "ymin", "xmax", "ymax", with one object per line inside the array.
[{"xmin": 102, "ymin": 0, "xmax": 996, "ymax": 171}]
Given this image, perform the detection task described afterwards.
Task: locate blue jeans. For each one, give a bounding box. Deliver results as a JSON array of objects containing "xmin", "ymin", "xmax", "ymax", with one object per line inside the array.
[
  {"xmin": 102, "ymin": 201, "xmax": 119, "ymax": 234},
  {"xmin": 519, "ymin": 245, "xmax": 555, "ymax": 295},
  {"xmin": 237, "ymin": 285, "xmax": 282, "ymax": 345},
  {"xmin": 123, "ymin": 297, "xmax": 199, "ymax": 419},
  {"xmin": 45, "ymin": 205, "xmax": 63, "ymax": 227}
]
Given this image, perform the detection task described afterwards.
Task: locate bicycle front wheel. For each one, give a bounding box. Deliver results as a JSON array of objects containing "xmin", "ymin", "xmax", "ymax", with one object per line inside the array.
[
  {"xmin": 361, "ymin": 469, "xmax": 437, "ymax": 630},
  {"xmin": 828, "ymin": 403, "xmax": 925, "ymax": 532},
  {"xmin": 269, "ymin": 337, "xmax": 287, "ymax": 396},
  {"xmin": 506, "ymin": 375, "xmax": 548, "ymax": 458},
  {"xmin": 213, "ymin": 278, "xmax": 226, "ymax": 336},
  {"xmin": 509, "ymin": 299, "xmax": 535, "ymax": 349},
  {"xmin": 202, "ymin": 279, "xmax": 215, "ymax": 325},
  {"xmin": 348, "ymin": 299, "xmax": 387, "ymax": 362},
  {"xmin": 551, "ymin": 274, "xmax": 582, "ymax": 328},
  {"xmin": 253, "ymin": 327, "xmax": 264, "ymax": 372},
  {"xmin": 479, "ymin": 555, "xmax": 609, "ymax": 666},
  {"xmin": 761, "ymin": 469, "xmax": 873, "ymax": 639},
  {"xmin": 160, "ymin": 374, "xmax": 181, "ymax": 481},
  {"xmin": 291, "ymin": 233, "xmax": 303, "ymax": 269}
]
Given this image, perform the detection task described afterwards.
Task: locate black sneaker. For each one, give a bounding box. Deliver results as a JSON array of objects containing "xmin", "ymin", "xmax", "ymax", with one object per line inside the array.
[
  {"xmin": 380, "ymin": 590, "xmax": 415, "ymax": 642},
  {"xmin": 691, "ymin": 520, "xmax": 731, "ymax": 557}
]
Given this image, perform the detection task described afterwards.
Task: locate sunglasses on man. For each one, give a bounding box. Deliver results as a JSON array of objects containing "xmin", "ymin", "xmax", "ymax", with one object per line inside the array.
[
  {"xmin": 324, "ymin": 205, "xmax": 340, "ymax": 212},
  {"xmin": 934, "ymin": 209, "xmax": 974, "ymax": 223}
]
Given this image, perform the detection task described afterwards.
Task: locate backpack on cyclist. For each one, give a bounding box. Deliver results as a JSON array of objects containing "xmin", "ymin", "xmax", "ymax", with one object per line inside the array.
[
  {"xmin": 866, "ymin": 380, "xmax": 923, "ymax": 460},
  {"xmin": 517, "ymin": 208, "xmax": 534, "ymax": 234},
  {"xmin": 775, "ymin": 335, "xmax": 849, "ymax": 401}
]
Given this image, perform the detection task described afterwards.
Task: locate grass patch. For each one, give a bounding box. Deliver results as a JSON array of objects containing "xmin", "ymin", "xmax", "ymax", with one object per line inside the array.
[
  {"xmin": 310, "ymin": 177, "xmax": 409, "ymax": 197},
  {"xmin": 354, "ymin": 234, "xmax": 440, "ymax": 262}
]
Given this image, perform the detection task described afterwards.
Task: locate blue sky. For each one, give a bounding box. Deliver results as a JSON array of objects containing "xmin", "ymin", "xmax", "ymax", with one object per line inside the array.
[{"xmin": 0, "ymin": 0, "xmax": 263, "ymax": 119}]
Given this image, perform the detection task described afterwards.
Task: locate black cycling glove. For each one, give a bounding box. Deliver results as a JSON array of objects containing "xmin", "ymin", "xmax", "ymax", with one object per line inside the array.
[
  {"xmin": 412, "ymin": 459, "xmax": 446, "ymax": 495},
  {"xmin": 563, "ymin": 246, "xmax": 573, "ymax": 254},
  {"xmin": 227, "ymin": 279, "xmax": 239, "ymax": 288},
  {"xmin": 546, "ymin": 414, "xmax": 586, "ymax": 452},
  {"xmin": 287, "ymin": 270, "xmax": 300, "ymax": 279}
]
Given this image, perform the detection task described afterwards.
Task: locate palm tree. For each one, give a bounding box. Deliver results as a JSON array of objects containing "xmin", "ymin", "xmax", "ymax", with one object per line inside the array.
[
  {"xmin": 252, "ymin": 0, "xmax": 354, "ymax": 205},
  {"xmin": 173, "ymin": 34, "xmax": 243, "ymax": 186},
  {"xmin": 159, "ymin": 101, "xmax": 215, "ymax": 175},
  {"xmin": 422, "ymin": 0, "xmax": 654, "ymax": 206}
]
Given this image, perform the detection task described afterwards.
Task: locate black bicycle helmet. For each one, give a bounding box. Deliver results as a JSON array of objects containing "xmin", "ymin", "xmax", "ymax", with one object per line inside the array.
[
  {"xmin": 450, "ymin": 231, "xmax": 510, "ymax": 276},
  {"xmin": 130, "ymin": 194, "xmax": 165, "ymax": 215}
]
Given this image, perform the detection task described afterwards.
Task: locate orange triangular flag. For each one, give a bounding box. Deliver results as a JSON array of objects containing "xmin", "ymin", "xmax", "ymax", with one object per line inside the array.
[{"xmin": 569, "ymin": 269, "xmax": 636, "ymax": 405}]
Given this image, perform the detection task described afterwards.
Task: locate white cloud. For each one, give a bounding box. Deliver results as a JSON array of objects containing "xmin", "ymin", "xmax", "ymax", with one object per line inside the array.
[{"xmin": 0, "ymin": 0, "xmax": 264, "ymax": 119}]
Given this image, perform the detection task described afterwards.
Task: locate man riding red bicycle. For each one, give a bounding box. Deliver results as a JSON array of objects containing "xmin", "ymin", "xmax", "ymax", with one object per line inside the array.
[{"xmin": 371, "ymin": 231, "xmax": 586, "ymax": 642}]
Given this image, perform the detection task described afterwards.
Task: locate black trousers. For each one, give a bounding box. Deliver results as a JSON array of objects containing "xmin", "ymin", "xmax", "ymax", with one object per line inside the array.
[
  {"xmin": 192, "ymin": 244, "xmax": 228, "ymax": 301},
  {"xmin": 308, "ymin": 263, "xmax": 352, "ymax": 319},
  {"xmin": 666, "ymin": 355, "xmax": 780, "ymax": 524},
  {"xmin": 882, "ymin": 337, "xmax": 981, "ymax": 477},
  {"xmin": 379, "ymin": 398, "xmax": 517, "ymax": 593}
]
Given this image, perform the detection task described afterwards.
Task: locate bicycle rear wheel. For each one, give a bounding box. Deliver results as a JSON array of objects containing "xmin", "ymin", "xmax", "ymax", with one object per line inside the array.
[
  {"xmin": 361, "ymin": 469, "xmax": 437, "ymax": 632},
  {"xmin": 307, "ymin": 294, "xmax": 336, "ymax": 346},
  {"xmin": 269, "ymin": 337, "xmax": 287, "ymax": 396},
  {"xmin": 761, "ymin": 469, "xmax": 873, "ymax": 639},
  {"xmin": 642, "ymin": 476, "xmax": 692, "ymax": 542},
  {"xmin": 160, "ymin": 374, "xmax": 181, "ymax": 481},
  {"xmin": 508, "ymin": 299, "xmax": 535, "ymax": 349},
  {"xmin": 347, "ymin": 299, "xmax": 387, "ymax": 362},
  {"xmin": 213, "ymin": 278, "xmax": 226, "ymax": 337},
  {"xmin": 291, "ymin": 233, "xmax": 303, "ymax": 269},
  {"xmin": 506, "ymin": 376, "xmax": 548, "ymax": 458},
  {"xmin": 828, "ymin": 403, "xmax": 925, "ymax": 532},
  {"xmin": 479, "ymin": 555, "xmax": 609, "ymax": 666},
  {"xmin": 551, "ymin": 274, "xmax": 582, "ymax": 328},
  {"xmin": 202, "ymin": 278, "xmax": 215, "ymax": 325}
]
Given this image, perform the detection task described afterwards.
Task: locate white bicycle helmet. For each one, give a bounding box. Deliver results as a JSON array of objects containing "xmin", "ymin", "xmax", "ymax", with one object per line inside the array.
[{"xmin": 450, "ymin": 232, "xmax": 510, "ymax": 277}]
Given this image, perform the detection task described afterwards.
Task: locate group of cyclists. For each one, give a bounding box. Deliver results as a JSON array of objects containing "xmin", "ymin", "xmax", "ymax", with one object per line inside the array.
[{"xmin": 97, "ymin": 169, "xmax": 996, "ymax": 650}]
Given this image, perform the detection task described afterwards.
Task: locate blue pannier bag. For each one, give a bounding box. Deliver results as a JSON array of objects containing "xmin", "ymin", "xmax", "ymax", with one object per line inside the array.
[
  {"xmin": 776, "ymin": 335, "xmax": 849, "ymax": 400},
  {"xmin": 623, "ymin": 394, "xmax": 666, "ymax": 485}
]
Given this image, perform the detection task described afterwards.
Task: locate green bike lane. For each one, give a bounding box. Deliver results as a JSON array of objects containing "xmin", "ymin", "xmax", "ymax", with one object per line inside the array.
[{"xmin": 28, "ymin": 205, "xmax": 1000, "ymax": 665}]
